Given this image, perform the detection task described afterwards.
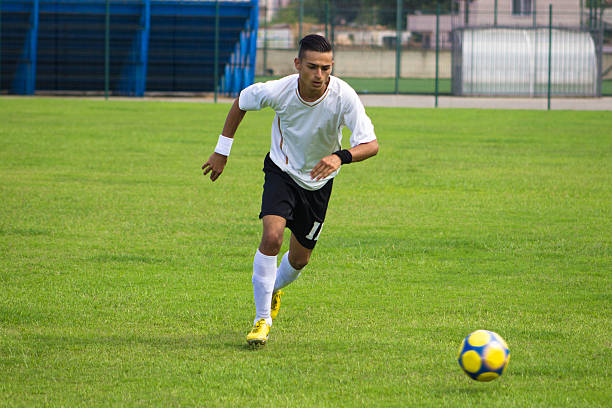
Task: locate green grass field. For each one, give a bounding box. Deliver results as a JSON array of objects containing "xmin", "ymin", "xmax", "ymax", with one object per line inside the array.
[
  {"xmin": 1, "ymin": 98, "xmax": 611, "ymax": 407},
  {"xmin": 340, "ymin": 77, "xmax": 452, "ymax": 94}
]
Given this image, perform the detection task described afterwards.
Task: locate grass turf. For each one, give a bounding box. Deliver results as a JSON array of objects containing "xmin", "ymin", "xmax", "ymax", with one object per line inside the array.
[{"xmin": 0, "ymin": 98, "xmax": 611, "ymax": 407}]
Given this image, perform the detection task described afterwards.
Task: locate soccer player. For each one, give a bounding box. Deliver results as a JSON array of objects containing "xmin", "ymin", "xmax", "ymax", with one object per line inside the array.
[{"xmin": 202, "ymin": 34, "xmax": 378, "ymax": 346}]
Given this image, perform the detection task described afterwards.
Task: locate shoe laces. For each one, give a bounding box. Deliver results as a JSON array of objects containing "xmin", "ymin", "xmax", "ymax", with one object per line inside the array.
[{"xmin": 254, "ymin": 319, "xmax": 266, "ymax": 330}]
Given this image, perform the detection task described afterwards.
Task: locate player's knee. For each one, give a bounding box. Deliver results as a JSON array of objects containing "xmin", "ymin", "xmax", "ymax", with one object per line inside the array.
[
  {"xmin": 259, "ymin": 231, "xmax": 283, "ymax": 255},
  {"xmin": 289, "ymin": 251, "xmax": 310, "ymax": 270}
]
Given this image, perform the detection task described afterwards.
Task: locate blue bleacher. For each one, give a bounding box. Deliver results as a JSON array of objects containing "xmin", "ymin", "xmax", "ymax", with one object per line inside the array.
[{"xmin": 0, "ymin": 0, "xmax": 258, "ymax": 96}]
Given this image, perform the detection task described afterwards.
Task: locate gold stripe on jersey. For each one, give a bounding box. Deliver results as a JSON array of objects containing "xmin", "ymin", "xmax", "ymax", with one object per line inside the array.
[{"xmin": 277, "ymin": 116, "xmax": 288, "ymax": 164}]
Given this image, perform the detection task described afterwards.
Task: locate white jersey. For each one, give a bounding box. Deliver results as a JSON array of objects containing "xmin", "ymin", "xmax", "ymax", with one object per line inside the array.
[{"xmin": 238, "ymin": 74, "xmax": 376, "ymax": 190}]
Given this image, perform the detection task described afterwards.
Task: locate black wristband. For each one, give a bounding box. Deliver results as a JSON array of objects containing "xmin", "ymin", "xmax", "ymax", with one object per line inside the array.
[{"xmin": 333, "ymin": 149, "xmax": 353, "ymax": 165}]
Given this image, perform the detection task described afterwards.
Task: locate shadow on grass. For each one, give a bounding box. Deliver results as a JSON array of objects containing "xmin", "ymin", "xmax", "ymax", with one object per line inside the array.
[
  {"xmin": 28, "ymin": 331, "xmax": 254, "ymax": 353},
  {"xmin": 440, "ymin": 384, "xmax": 491, "ymax": 395}
]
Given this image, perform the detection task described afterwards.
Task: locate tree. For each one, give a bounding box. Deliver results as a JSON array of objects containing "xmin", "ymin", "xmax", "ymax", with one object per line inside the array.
[
  {"xmin": 360, "ymin": 0, "xmax": 454, "ymax": 26},
  {"xmin": 270, "ymin": 0, "xmax": 454, "ymax": 28},
  {"xmin": 270, "ymin": 0, "xmax": 363, "ymax": 26}
]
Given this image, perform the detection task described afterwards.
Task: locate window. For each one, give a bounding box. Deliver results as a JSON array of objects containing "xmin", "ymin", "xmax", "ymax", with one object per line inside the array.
[{"xmin": 513, "ymin": 0, "xmax": 532, "ymax": 16}]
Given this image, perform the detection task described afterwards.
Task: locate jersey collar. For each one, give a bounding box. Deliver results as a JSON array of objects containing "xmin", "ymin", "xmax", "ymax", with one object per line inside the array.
[{"xmin": 295, "ymin": 76, "xmax": 332, "ymax": 107}]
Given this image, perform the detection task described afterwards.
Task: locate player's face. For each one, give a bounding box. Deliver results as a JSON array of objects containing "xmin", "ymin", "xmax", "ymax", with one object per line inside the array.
[{"xmin": 295, "ymin": 50, "xmax": 334, "ymax": 97}]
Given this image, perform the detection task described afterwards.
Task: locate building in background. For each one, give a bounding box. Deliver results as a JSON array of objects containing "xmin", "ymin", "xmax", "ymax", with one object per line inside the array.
[
  {"xmin": 406, "ymin": 0, "xmax": 589, "ymax": 50},
  {"xmin": 407, "ymin": 13, "xmax": 453, "ymax": 49},
  {"xmin": 258, "ymin": 24, "xmax": 294, "ymax": 49},
  {"xmin": 260, "ymin": 0, "xmax": 292, "ymax": 22},
  {"xmin": 457, "ymin": 0, "xmax": 582, "ymax": 27}
]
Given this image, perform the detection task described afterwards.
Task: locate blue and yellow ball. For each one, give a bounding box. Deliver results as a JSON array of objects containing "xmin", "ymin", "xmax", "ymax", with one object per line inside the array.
[{"xmin": 457, "ymin": 330, "xmax": 510, "ymax": 382}]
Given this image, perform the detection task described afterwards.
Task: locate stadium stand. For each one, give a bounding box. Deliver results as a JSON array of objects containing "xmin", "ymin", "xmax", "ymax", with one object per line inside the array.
[{"xmin": 0, "ymin": 0, "xmax": 258, "ymax": 96}]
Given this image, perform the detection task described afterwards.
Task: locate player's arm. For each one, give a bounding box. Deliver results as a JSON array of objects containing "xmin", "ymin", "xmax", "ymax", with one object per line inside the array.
[
  {"xmin": 310, "ymin": 140, "xmax": 378, "ymax": 181},
  {"xmin": 348, "ymin": 139, "xmax": 379, "ymax": 162},
  {"xmin": 202, "ymin": 98, "xmax": 246, "ymax": 181}
]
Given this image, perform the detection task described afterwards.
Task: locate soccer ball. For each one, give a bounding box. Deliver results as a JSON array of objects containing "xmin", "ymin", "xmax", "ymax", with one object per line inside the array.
[{"xmin": 457, "ymin": 330, "xmax": 510, "ymax": 382}]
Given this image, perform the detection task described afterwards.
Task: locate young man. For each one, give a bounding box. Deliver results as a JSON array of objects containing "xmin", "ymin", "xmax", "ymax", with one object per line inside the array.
[{"xmin": 202, "ymin": 34, "xmax": 378, "ymax": 346}]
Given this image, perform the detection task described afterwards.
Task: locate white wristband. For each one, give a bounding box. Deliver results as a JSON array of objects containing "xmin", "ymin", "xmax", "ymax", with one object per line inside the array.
[{"xmin": 214, "ymin": 135, "xmax": 233, "ymax": 156}]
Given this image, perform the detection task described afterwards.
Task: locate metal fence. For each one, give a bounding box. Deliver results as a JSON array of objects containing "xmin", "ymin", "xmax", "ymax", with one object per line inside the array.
[
  {"xmin": 258, "ymin": 0, "xmax": 611, "ymax": 97},
  {"xmin": 0, "ymin": 0, "xmax": 610, "ymax": 98}
]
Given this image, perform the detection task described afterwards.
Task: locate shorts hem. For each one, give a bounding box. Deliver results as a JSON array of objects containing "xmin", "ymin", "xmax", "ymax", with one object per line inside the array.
[{"xmin": 259, "ymin": 211, "xmax": 292, "ymax": 221}]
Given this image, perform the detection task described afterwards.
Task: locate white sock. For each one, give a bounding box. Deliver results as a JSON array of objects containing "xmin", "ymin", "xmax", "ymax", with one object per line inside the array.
[
  {"xmin": 252, "ymin": 249, "xmax": 277, "ymax": 326},
  {"xmin": 273, "ymin": 251, "xmax": 302, "ymax": 292}
]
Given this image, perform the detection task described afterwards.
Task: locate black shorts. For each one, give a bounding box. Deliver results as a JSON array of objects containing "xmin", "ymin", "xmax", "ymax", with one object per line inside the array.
[{"xmin": 259, "ymin": 153, "xmax": 333, "ymax": 250}]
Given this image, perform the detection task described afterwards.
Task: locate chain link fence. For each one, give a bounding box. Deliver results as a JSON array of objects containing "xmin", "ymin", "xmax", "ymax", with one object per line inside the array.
[
  {"xmin": 0, "ymin": 0, "xmax": 610, "ymax": 97},
  {"xmin": 258, "ymin": 0, "xmax": 612, "ymax": 97}
]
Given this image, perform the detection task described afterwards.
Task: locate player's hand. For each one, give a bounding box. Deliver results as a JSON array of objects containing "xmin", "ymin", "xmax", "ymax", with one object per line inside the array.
[
  {"xmin": 310, "ymin": 154, "xmax": 341, "ymax": 181},
  {"xmin": 202, "ymin": 152, "xmax": 228, "ymax": 181}
]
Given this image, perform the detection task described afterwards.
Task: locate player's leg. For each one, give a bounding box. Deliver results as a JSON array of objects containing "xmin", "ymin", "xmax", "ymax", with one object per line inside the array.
[
  {"xmin": 248, "ymin": 216, "xmax": 285, "ymax": 345},
  {"xmin": 271, "ymin": 234, "xmax": 312, "ymax": 320},
  {"xmin": 271, "ymin": 180, "xmax": 330, "ymax": 321},
  {"xmin": 271, "ymin": 179, "xmax": 332, "ymax": 320},
  {"xmin": 250, "ymin": 214, "xmax": 285, "ymax": 330},
  {"xmin": 274, "ymin": 233, "xmax": 311, "ymax": 291},
  {"xmin": 248, "ymin": 155, "xmax": 295, "ymax": 345}
]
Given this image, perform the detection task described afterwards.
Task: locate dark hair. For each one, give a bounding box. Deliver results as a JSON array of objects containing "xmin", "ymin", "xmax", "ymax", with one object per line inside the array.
[{"xmin": 298, "ymin": 34, "xmax": 332, "ymax": 59}]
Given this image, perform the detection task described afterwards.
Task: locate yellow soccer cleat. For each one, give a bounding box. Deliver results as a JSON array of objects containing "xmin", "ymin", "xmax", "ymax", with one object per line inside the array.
[
  {"xmin": 246, "ymin": 319, "xmax": 270, "ymax": 346},
  {"xmin": 270, "ymin": 290, "xmax": 283, "ymax": 320}
]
